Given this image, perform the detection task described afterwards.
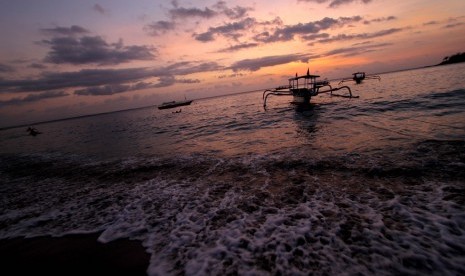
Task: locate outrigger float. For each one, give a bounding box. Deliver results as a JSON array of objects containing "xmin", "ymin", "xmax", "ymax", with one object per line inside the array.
[
  {"xmin": 339, "ymin": 72, "xmax": 380, "ymax": 85},
  {"xmin": 263, "ymin": 69, "xmax": 358, "ymax": 108}
]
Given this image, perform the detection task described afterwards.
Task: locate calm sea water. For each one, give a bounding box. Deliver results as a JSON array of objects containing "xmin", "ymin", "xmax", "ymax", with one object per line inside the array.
[{"xmin": 1, "ymin": 64, "xmax": 465, "ymax": 275}]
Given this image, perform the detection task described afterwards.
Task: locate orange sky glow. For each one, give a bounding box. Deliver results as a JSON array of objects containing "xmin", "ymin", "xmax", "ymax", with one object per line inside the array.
[{"xmin": 0, "ymin": 0, "xmax": 464, "ymax": 127}]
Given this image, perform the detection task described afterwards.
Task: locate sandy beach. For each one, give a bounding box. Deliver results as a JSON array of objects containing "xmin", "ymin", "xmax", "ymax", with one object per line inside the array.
[{"xmin": 0, "ymin": 232, "xmax": 150, "ymax": 275}]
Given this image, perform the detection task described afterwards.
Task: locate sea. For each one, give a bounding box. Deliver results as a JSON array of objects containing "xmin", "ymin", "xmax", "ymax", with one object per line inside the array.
[{"xmin": 1, "ymin": 63, "xmax": 465, "ymax": 275}]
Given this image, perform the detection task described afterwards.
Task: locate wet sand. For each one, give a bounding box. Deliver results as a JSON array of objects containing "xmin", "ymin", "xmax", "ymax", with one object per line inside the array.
[{"xmin": 0, "ymin": 232, "xmax": 150, "ymax": 275}]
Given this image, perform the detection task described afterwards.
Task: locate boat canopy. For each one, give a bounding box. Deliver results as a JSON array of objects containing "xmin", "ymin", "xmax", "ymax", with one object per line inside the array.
[
  {"xmin": 288, "ymin": 73, "xmax": 322, "ymax": 90},
  {"xmin": 288, "ymin": 74, "xmax": 320, "ymax": 81}
]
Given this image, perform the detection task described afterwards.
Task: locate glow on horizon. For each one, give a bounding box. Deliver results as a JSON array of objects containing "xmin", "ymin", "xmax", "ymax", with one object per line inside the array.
[{"xmin": 0, "ymin": 0, "xmax": 464, "ymax": 127}]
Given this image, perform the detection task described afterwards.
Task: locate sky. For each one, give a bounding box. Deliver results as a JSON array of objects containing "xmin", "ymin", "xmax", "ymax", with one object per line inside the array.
[{"xmin": 0, "ymin": 0, "xmax": 464, "ymax": 128}]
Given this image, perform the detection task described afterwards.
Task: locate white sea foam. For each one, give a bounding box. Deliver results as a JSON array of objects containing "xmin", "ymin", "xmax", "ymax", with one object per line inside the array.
[{"xmin": 1, "ymin": 150, "xmax": 465, "ymax": 275}]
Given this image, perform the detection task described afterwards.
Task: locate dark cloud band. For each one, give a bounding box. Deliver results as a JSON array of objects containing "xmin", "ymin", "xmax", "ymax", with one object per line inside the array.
[
  {"xmin": 41, "ymin": 35, "xmax": 156, "ymax": 65},
  {"xmin": 230, "ymin": 53, "xmax": 317, "ymax": 72},
  {"xmin": 0, "ymin": 91, "xmax": 68, "ymax": 107}
]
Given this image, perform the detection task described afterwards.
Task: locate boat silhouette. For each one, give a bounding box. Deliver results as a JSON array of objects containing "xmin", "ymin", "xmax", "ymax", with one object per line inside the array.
[{"xmin": 157, "ymin": 99, "xmax": 193, "ymax": 110}]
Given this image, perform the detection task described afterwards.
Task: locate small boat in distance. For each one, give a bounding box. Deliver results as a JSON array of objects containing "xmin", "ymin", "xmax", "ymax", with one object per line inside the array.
[
  {"xmin": 158, "ymin": 99, "xmax": 193, "ymax": 110},
  {"xmin": 339, "ymin": 72, "xmax": 381, "ymax": 84},
  {"xmin": 27, "ymin": 126, "xmax": 41, "ymax": 136}
]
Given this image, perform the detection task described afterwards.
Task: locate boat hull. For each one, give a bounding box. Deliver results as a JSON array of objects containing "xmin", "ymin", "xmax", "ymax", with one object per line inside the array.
[
  {"xmin": 158, "ymin": 100, "xmax": 193, "ymax": 110},
  {"xmin": 290, "ymin": 88, "xmax": 317, "ymax": 105}
]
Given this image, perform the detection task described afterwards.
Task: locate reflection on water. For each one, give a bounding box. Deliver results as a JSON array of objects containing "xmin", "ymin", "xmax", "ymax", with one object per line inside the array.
[{"xmin": 293, "ymin": 104, "xmax": 321, "ymax": 144}]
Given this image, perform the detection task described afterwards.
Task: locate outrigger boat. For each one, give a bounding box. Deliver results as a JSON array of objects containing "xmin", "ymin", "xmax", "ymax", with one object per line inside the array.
[
  {"xmin": 339, "ymin": 72, "xmax": 380, "ymax": 85},
  {"xmin": 263, "ymin": 69, "xmax": 357, "ymax": 108}
]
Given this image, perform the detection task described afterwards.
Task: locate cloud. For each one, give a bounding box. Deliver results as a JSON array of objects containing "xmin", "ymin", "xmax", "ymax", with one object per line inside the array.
[
  {"xmin": 73, "ymin": 76, "xmax": 200, "ymax": 95},
  {"xmin": 364, "ymin": 16, "xmax": 396, "ymax": 24},
  {"xmin": 301, "ymin": 33, "xmax": 330, "ymax": 41},
  {"xmin": 213, "ymin": 1, "xmax": 253, "ymax": 20},
  {"xmin": 328, "ymin": 0, "xmax": 372, "ymax": 8},
  {"xmin": 0, "ymin": 63, "xmax": 15, "ymax": 73},
  {"xmin": 423, "ymin": 20, "xmax": 439, "ymax": 26},
  {"xmin": 254, "ymin": 16, "xmax": 362, "ymax": 43},
  {"xmin": 420, "ymin": 16, "xmax": 465, "ymax": 29},
  {"xmin": 0, "ymin": 61, "xmax": 223, "ymax": 94},
  {"xmin": 144, "ymin": 20, "xmax": 176, "ymax": 36},
  {"xmin": 40, "ymin": 35, "xmax": 156, "ymax": 65},
  {"xmin": 152, "ymin": 76, "xmax": 200, "ymax": 88},
  {"xmin": 93, "ymin": 4, "xmax": 105, "ymax": 14},
  {"xmin": 216, "ymin": 43, "xmax": 260, "ymax": 53},
  {"xmin": 74, "ymin": 81, "xmax": 154, "ymax": 96},
  {"xmin": 0, "ymin": 68, "xmax": 148, "ymax": 92},
  {"xmin": 230, "ymin": 53, "xmax": 316, "ymax": 72},
  {"xmin": 169, "ymin": 6, "xmax": 217, "ymax": 19},
  {"xmin": 315, "ymin": 28, "xmax": 403, "ymax": 43},
  {"xmin": 74, "ymin": 84, "xmax": 131, "ymax": 95},
  {"xmin": 163, "ymin": 61, "xmax": 224, "ymax": 75},
  {"xmin": 298, "ymin": 0, "xmax": 327, "ymax": 3},
  {"xmin": 218, "ymin": 73, "xmax": 245, "ymax": 79},
  {"xmin": 324, "ymin": 42, "xmax": 392, "ymax": 57},
  {"xmin": 194, "ymin": 17, "xmax": 257, "ymax": 42},
  {"xmin": 443, "ymin": 22, "xmax": 465, "ymax": 29},
  {"xmin": 168, "ymin": 1, "xmax": 252, "ymax": 20},
  {"xmin": 40, "ymin": 25, "xmax": 89, "ymax": 36},
  {"xmin": 28, "ymin": 63, "xmax": 48, "ymax": 69},
  {"xmin": 145, "ymin": 1, "xmax": 253, "ymax": 37},
  {"xmin": 298, "ymin": 0, "xmax": 373, "ymax": 8},
  {"xmin": 0, "ymin": 91, "xmax": 68, "ymax": 107}
]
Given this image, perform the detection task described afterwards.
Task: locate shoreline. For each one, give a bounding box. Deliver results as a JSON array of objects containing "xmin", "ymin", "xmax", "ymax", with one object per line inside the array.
[{"xmin": 0, "ymin": 232, "xmax": 150, "ymax": 275}]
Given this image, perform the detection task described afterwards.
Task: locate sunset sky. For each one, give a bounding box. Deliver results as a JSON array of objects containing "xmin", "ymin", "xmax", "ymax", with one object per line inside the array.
[{"xmin": 1, "ymin": 0, "xmax": 464, "ymax": 127}]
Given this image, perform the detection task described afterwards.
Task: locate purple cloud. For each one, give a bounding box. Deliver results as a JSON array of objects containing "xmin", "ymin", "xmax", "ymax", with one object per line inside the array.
[
  {"xmin": 73, "ymin": 76, "xmax": 200, "ymax": 95},
  {"xmin": 324, "ymin": 42, "xmax": 392, "ymax": 57},
  {"xmin": 145, "ymin": 1, "xmax": 253, "ymax": 37},
  {"xmin": 93, "ymin": 4, "xmax": 105, "ymax": 14},
  {"xmin": 0, "ymin": 91, "xmax": 68, "ymax": 107},
  {"xmin": 230, "ymin": 53, "xmax": 317, "ymax": 72},
  {"xmin": 423, "ymin": 21, "xmax": 439, "ymax": 26},
  {"xmin": 152, "ymin": 76, "xmax": 200, "ymax": 88},
  {"xmin": 364, "ymin": 16, "xmax": 397, "ymax": 24},
  {"xmin": 145, "ymin": 20, "xmax": 176, "ymax": 36},
  {"xmin": 315, "ymin": 28, "xmax": 403, "ymax": 43},
  {"xmin": 254, "ymin": 16, "xmax": 363, "ymax": 43},
  {"xmin": 194, "ymin": 17, "xmax": 257, "ymax": 42},
  {"xmin": 0, "ymin": 61, "xmax": 223, "ymax": 94},
  {"xmin": 298, "ymin": 0, "xmax": 373, "ymax": 8},
  {"xmin": 28, "ymin": 63, "xmax": 48, "ymax": 69},
  {"xmin": 169, "ymin": 7, "xmax": 217, "ymax": 19},
  {"xmin": 443, "ymin": 22, "xmax": 465, "ymax": 29},
  {"xmin": 0, "ymin": 63, "xmax": 15, "ymax": 73},
  {"xmin": 40, "ymin": 35, "xmax": 156, "ymax": 65},
  {"xmin": 74, "ymin": 84, "xmax": 131, "ymax": 96},
  {"xmin": 216, "ymin": 43, "xmax": 260, "ymax": 53},
  {"xmin": 40, "ymin": 25, "xmax": 89, "ymax": 36},
  {"xmin": 213, "ymin": 1, "xmax": 253, "ymax": 19}
]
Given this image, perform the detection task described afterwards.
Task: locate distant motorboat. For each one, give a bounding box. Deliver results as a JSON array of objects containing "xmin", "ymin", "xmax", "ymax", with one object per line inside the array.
[
  {"xmin": 157, "ymin": 99, "xmax": 193, "ymax": 110},
  {"xmin": 339, "ymin": 72, "xmax": 381, "ymax": 84}
]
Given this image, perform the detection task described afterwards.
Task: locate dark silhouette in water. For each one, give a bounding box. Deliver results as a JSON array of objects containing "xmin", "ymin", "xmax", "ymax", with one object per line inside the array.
[
  {"xmin": 263, "ymin": 68, "xmax": 356, "ymax": 108},
  {"xmin": 27, "ymin": 127, "xmax": 41, "ymax": 136},
  {"xmin": 437, "ymin": 52, "xmax": 465, "ymax": 66},
  {"xmin": 339, "ymin": 72, "xmax": 381, "ymax": 85}
]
